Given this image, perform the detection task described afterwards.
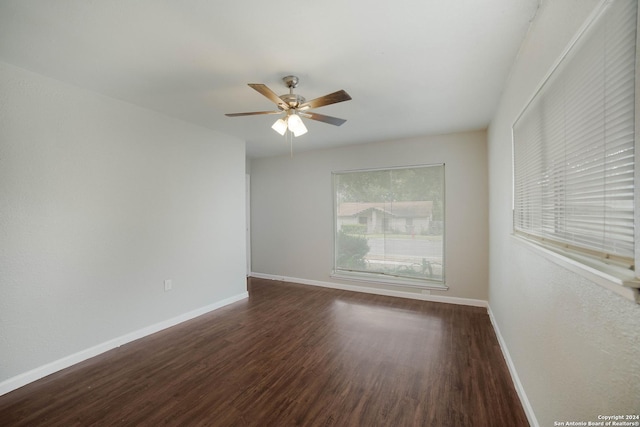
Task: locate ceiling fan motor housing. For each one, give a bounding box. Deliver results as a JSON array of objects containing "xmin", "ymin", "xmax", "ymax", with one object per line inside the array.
[
  {"xmin": 279, "ymin": 76, "xmax": 304, "ymax": 109},
  {"xmin": 279, "ymin": 93, "xmax": 306, "ymax": 110}
]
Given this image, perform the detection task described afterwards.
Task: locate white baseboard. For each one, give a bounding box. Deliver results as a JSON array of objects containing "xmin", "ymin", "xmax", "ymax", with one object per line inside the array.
[
  {"xmin": 250, "ymin": 272, "xmax": 488, "ymax": 307},
  {"xmin": 0, "ymin": 291, "xmax": 248, "ymax": 397},
  {"xmin": 487, "ymin": 306, "xmax": 539, "ymax": 427},
  {"xmin": 3, "ymin": 281, "xmax": 536, "ymax": 426},
  {"xmin": 250, "ymin": 272, "xmax": 536, "ymax": 424}
]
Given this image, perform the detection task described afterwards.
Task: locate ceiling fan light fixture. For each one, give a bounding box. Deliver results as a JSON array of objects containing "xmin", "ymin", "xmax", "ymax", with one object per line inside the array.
[
  {"xmin": 292, "ymin": 125, "xmax": 308, "ymax": 137},
  {"xmin": 287, "ymin": 113, "xmax": 308, "ymax": 137},
  {"xmin": 271, "ymin": 118, "xmax": 287, "ymax": 135}
]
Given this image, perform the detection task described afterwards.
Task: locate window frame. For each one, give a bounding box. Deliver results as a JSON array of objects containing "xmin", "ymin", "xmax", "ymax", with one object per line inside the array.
[{"xmin": 331, "ymin": 164, "xmax": 447, "ymax": 290}]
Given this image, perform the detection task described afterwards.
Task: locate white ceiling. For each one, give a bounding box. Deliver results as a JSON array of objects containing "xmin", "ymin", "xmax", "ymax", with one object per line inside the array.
[{"xmin": 0, "ymin": 0, "xmax": 539, "ymax": 158}]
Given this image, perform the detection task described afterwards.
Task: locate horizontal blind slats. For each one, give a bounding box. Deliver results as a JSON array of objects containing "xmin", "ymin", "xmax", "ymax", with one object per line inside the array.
[{"xmin": 513, "ymin": 0, "xmax": 637, "ymax": 265}]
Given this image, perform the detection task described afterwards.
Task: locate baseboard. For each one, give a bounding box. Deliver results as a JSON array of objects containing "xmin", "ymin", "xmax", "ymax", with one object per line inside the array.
[
  {"xmin": 0, "ymin": 291, "xmax": 249, "ymax": 397},
  {"xmin": 487, "ymin": 306, "xmax": 539, "ymax": 427},
  {"xmin": 250, "ymin": 272, "xmax": 488, "ymax": 308}
]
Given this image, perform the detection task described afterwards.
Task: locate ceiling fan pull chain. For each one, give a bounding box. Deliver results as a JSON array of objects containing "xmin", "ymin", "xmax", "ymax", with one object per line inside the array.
[{"xmin": 289, "ymin": 131, "xmax": 294, "ymax": 158}]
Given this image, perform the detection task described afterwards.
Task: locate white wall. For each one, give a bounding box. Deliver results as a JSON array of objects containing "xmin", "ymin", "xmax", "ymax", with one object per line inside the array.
[
  {"xmin": 250, "ymin": 130, "xmax": 488, "ymax": 300},
  {"xmin": 488, "ymin": 1, "xmax": 640, "ymax": 425},
  {"xmin": 0, "ymin": 61, "xmax": 247, "ymax": 386}
]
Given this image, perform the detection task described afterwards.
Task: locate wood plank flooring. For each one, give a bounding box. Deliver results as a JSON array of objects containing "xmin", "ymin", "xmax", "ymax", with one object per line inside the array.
[{"xmin": 0, "ymin": 278, "xmax": 529, "ymax": 426}]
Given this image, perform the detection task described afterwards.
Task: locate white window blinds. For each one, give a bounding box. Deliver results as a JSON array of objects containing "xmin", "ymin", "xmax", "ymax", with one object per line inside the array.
[{"xmin": 513, "ymin": 0, "xmax": 637, "ymax": 267}]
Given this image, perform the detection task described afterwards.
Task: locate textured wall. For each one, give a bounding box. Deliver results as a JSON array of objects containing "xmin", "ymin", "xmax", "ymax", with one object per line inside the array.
[
  {"xmin": 250, "ymin": 130, "xmax": 489, "ymax": 300},
  {"xmin": 488, "ymin": 0, "xmax": 640, "ymax": 424},
  {"xmin": 0, "ymin": 61, "xmax": 247, "ymax": 383}
]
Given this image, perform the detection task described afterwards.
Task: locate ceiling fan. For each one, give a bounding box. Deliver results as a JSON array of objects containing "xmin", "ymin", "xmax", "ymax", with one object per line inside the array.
[{"xmin": 225, "ymin": 75, "xmax": 352, "ymax": 137}]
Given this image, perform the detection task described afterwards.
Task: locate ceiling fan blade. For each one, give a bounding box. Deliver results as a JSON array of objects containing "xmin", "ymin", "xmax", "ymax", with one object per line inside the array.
[
  {"xmin": 300, "ymin": 112, "xmax": 347, "ymax": 126},
  {"xmin": 248, "ymin": 84, "xmax": 290, "ymax": 110},
  {"xmin": 298, "ymin": 90, "xmax": 352, "ymax": 110},
  {"xmin": 225, "ymin": 111, "xmax": 282, "ymax": 117}
]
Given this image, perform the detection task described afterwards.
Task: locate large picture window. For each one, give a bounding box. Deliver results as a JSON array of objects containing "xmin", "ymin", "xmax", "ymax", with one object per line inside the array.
[
  {"xmin": 513, "ymin": 0, "xmax": 637, "ymax": 271},
  {"xmin": 332, "ymin": 164, "xmax": 445, "ymax": 288}
]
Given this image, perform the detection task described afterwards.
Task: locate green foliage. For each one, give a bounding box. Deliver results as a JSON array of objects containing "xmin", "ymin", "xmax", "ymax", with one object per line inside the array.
[
  {"xmin": 340, "ymin": 224, "xmax": 367, "ymax": 235},
  {"xmin": 336, "ymin": 231, "xmax": 370, "ymax": 269},
  {"xmin": 335, "ymin": 165, "xmax": 444, "ymax": 220}
]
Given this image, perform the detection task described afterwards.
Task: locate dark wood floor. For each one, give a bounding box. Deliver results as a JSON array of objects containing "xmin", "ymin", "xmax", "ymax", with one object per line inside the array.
[{"xmin": 0, "ymin": 278, "xmax": 528, "ymax": 426}]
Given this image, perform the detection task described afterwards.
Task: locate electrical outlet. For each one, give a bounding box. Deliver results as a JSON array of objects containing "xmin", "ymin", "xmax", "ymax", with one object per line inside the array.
[{"xmin": 164, "ymin": 279, "xmax": 172, "ymax": 292}]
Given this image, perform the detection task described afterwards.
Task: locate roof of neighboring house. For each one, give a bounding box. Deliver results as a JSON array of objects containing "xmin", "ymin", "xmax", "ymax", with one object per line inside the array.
[{"xmin": 337, "ymin": 201, "xmax": 433, "ymax": 217}]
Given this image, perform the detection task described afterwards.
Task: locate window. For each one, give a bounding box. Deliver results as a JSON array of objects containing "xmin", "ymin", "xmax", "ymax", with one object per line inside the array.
[
  {"xmin": 333, "ymin": 164, "xmax": 445, "ymax": 288},
  {"xmin": 513, "ymin": 0, "xmax": 638, "ymax": 273}
]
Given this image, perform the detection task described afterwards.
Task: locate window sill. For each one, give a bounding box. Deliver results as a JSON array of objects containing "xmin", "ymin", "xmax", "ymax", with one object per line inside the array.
[
  {"xmin": 331, "ymin": 270, "xmax": 448, "ymax": 291},
  {"xmin": 511, "ymin": 234, "xmax": 640, "ymax": 303}
]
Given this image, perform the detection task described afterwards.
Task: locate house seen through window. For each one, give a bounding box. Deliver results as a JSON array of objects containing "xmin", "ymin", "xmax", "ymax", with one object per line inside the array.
[{"xmin": 333, "ymin": 164, "xmax": 445, "ymax": 287}]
